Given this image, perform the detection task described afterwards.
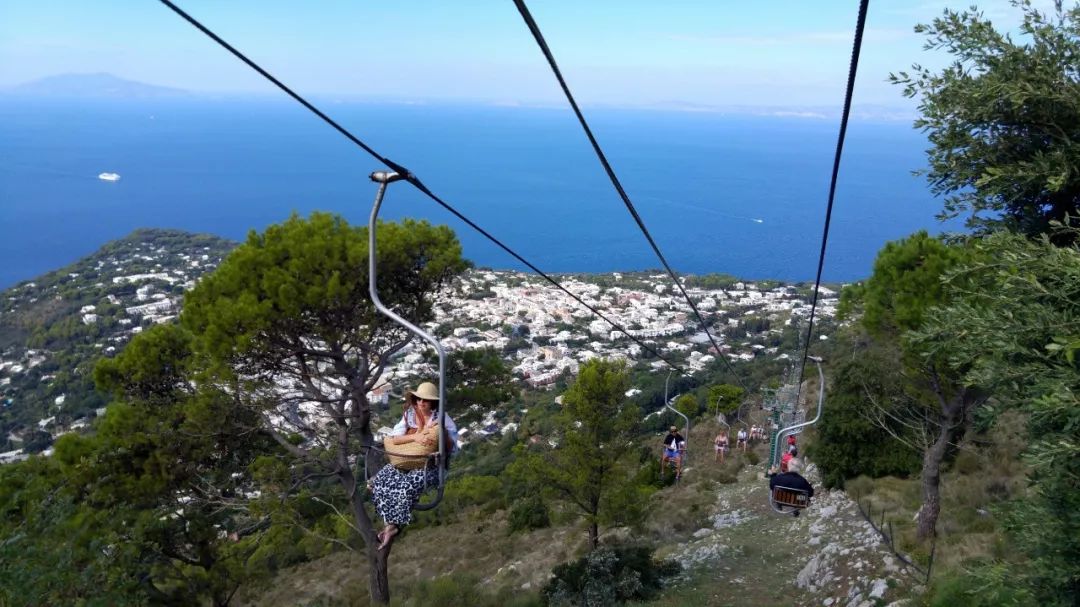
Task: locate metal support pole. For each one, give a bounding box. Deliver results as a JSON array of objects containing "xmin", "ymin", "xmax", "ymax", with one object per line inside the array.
[
  {"xmin": 368, "ymin": 170, "xmax": 446, "ymax": 510},
  {"xmin": 772, "ymin": 356, "xmax": 825, "ymax": 468}
]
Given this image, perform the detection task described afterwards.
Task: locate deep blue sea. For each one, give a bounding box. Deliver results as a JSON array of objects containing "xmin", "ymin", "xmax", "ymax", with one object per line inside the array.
[{"xmin": 0, "ymin": 98, "xmax": 955, "ymax": 289}]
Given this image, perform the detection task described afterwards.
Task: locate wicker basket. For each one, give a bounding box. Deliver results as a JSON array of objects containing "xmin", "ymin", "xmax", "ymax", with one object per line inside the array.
[{"xmin": 384, "ymin": 424, "xmax": 440, "ymax": 471}]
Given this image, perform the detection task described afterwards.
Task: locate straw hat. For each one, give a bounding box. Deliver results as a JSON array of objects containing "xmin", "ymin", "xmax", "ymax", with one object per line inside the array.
[{"xmin": 407, "ymin": 382, "xmax": 440, "ymax": 403}]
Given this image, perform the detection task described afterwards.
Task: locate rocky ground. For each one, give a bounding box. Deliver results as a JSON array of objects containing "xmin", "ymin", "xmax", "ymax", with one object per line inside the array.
[{"xmin": 658, "ymin": 459, "xmax": 921, "ymax": 607}]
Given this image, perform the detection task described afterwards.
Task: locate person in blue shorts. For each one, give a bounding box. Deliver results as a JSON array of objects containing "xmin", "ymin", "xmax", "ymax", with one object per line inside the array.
[{"xmin": 661, "ymin": 425, "xmax": 686, "ymax": 477}]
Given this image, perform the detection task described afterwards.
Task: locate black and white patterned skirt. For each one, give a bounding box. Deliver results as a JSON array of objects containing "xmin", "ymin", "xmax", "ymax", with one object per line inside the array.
[{"xmin": 370, "ymin": 463, "xmax": 439, "ymax": 526}]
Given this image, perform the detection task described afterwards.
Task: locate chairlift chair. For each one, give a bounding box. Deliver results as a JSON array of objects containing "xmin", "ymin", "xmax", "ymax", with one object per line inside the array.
[
  {"xmin": 766, "ymin": 356, "xmax": 825, "ymax": 515},
  {"xmin": 662, "ymin": 370, "xmax": 689, "ymax": 481},
  {"xmin": 366, "ymin": 170, "xmax": 447, "ymax": 511},
  {"xmin": 769, "ymin": 485, "xmax": 811, "ymax": 516}
]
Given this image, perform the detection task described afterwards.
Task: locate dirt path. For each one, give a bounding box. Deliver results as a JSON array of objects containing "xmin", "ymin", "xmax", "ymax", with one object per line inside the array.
[{"xmin": 656, "ymin": 457, "xmax": 920, "ymax": 607}]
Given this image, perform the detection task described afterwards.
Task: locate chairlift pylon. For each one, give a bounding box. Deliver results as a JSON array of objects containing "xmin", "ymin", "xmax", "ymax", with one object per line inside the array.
[{"xmin": 368, "ymin": 170, "xmax": 447, "ymax": 511}]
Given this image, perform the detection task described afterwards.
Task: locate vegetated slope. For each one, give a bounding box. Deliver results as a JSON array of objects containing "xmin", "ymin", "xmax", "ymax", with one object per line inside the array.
[
  {"xmin": 239, "ymin": 416, "xmax": 919, "ymax": 607},
  {"xmin": 0, "ymin": 229, "xmax": 235, "ymax": 450}
]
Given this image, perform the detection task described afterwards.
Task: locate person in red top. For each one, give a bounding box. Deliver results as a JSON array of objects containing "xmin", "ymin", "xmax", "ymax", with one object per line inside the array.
[{"xmin": 780, "ymin": 450, "xmax": 794, "ymax": 472}]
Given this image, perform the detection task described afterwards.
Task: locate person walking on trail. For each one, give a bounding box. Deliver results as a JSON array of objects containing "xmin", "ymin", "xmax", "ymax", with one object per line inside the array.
[
  {"xmin": 661, "ymin": 425, "xmax": 686, "ymax": 477},
  {"xmin": 737, "ymin": 427, "xmax": 748, "ymax": 453},
  {"xmin": 369, "ymin": 382, "xmax": 453, "ymax": 551},
  {"xmin": 714, "ymin": 431, "xmax": 729, "ymax": 463}
]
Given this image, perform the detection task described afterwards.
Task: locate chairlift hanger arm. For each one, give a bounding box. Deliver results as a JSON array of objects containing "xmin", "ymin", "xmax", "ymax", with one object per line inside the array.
[{"xmin": 368, "ymin": 172, "xmax": 446, "ymax": 511}]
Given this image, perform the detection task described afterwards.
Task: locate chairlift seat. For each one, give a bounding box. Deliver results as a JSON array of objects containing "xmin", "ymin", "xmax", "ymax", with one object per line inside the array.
[{"xmin": 770, "ymin": 485, "xmax": 811, "ymax": 514}]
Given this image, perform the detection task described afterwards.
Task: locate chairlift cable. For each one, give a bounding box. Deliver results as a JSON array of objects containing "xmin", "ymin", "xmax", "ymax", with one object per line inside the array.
[
  {"xmin": 155, "ymin": 0, "xmax": 693, "ymax": 378},
  {"xmin": 768, "ymin": 0, "xmax": 869, "ymax": 516},
  {"xmin": 511, "ymin": 0, "xmax": 749, "ymax": 393},
  {"xmin": 795, "ymin": 0, "xmax": 870, "ymax": 400}
]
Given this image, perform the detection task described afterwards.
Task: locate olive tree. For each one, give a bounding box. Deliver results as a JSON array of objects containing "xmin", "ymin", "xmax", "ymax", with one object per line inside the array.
[{"xmin": 892, "ymin": 1, "xmax": 1080, "ymax": 237}]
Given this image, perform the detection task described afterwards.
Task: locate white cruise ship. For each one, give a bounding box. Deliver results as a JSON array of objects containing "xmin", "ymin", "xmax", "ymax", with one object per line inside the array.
[{"xmin": 98, "ymin": 172, "xmax": 121, "ymax": 182}]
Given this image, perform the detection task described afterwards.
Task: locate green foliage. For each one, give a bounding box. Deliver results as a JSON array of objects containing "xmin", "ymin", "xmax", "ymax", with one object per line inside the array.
[
  {"xmin": 891, "ymin": 2, "xmax": 1080, "ymax": 237},
  {"xmin": 708, "ymin": 384, "xmax": 744, "ymax": 416},
  {"xmin": 21, "ymin": 429, "xmax": 52, "ymax": 454},
  {"xmin": 912, "ymin": 230, "xmax": 1080, "ymax": 605},
  {"xmin": 0, "ymin": 457, "xmax": 148, "ymax": 606},
  {"xmin": 443, "ymin": 475, "xmax": 504, "ymax": 516},
  {"xmin": 508, "ymin": 360, "xmax": 642, "ymax": 548},
  {"xmin": 673, "ymin": 393, "xmax": 699, "ymax": 419},
  {"xmin": 813, "ymin": 338, "xmax": 922, "ymax": 489},
  {"xmin": 182, "ymin": 211, "xmax": 468, "ymax": 372},
  {"xmin": 682, "ymin": 273, "xmax": 739, "ymax": 290},
  {"xmin": 94, "ymin": 323, "xmax": 193, "ymax": 402},
  {"xmin": 176, "ymin": 212, "xmax": 469, "ymax": 604},
  {"xmin": 508, "ymin": 494, "xmax": 551, "ymax": 533},
  {"xmin": 929, "ymin": 564, "xmax": 1037, "ymax": 607},
  {"xmin": 542, "ymin": 544, "xmax": 680, "ymax": 607},
  {"xmin": 447, "ymin": 347, "xmax": 515, "ymax": 413},
  {"xmin": 841, "ymin": 231, "xmax": 970, "ymax": 335},
  {"xmin": 51, "ymin": 324, "xmax": 279, "ymax": 604}
]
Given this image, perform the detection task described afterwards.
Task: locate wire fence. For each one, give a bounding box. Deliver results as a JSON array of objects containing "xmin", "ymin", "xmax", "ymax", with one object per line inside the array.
[{"xmin": 852, "ymin": 493, "xmax": 936, "ymax": 585}]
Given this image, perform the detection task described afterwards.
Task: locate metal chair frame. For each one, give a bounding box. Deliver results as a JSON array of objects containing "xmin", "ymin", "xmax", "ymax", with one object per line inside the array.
[{"xmin": 367, "ymin": 170, "xmax": 446, "ymax": 511}]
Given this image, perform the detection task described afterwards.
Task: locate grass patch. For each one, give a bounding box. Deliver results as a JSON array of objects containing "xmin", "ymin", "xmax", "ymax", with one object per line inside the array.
[{"xmin": 838, "ymin": 413, "xmax": 1030, "ymax": 588}]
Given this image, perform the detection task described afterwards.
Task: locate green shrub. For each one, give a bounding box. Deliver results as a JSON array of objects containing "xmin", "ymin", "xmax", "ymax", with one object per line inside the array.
[
  {"xmin": 928, "ymin": 565, "xmax": 1037, "ymax": 607},
  {"xmin": 400, "ymin": 574, "xmax": 542, "ymax": 607},
  {"xmin": 542, "ymin": 544, "xmax": 680, "ymax": 606},
  {"xmin": 445, "ymin": 475, "xmax": 504, "ymax": 514},
  {"xmin": 814, "ymin": 348, "xmax": 921, "ymax": 488},
  {"xmin": 631, "ymin": 449, "xmax": 675, "ymax": 489},
  {"xmin": 508, "ymin": 494, "xmax": 550, "ymax": 533}
]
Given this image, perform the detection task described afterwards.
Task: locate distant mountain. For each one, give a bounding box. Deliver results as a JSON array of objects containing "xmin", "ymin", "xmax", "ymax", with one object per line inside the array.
[{"xmin": 4, "ymin": 73, "xmax": 189, "ymax": 99}]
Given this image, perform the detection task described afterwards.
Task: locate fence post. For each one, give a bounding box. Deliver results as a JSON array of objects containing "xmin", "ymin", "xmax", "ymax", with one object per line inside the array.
[{"xmin": 888, "ymin": 521, "xmax": 894, "ymax": 547}]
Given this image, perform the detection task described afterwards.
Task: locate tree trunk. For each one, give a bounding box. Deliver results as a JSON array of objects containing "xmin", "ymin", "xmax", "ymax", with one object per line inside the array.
[
  {"xmin": 917, "ymin": 421, "xmax": 950, "ymax": 540},
  {"xmin": 344, "ymin": 466, "xmax": 390, "ymax": 605},
  {"xmin": 367, "ymin": 542, "xmax": 392, "ymax": 605},
  {"xmin": 588, "ymin": 520, "xmax": 599, "ymax": 551},
  {"xmin": 917, "ymin": 379, "xmax": 973, "ymax": 541}
]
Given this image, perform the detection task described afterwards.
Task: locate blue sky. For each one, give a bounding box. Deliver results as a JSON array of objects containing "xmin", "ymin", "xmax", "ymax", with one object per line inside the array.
[{"xmin": 0, "ymin": 1, "xmax": 1057, "ymax": 111}]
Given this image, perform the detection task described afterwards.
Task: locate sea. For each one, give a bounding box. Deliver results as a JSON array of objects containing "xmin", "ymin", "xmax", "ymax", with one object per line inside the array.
[{"xmin": 0, "ymin": 98, "xmax": 957, "ymax": 290}]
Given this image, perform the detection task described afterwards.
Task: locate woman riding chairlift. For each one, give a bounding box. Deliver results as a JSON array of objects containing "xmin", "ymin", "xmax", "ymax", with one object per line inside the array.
[{"xmin": 364, "ymin": 170, "xmax": 457, "ymax": 550}]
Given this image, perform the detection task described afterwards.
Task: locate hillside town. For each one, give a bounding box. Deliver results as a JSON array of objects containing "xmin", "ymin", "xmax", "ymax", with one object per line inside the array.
[
  {"xmin": 356, "ymin": 271, "xmax": 837, "ymax": 446},
  {"xmin": 0, "ymin": 233, "xmax": 840, "ymax": 464},
  {"xmin": 0, "ymin": 230, "xmax": 234, "ymax": 462}
]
